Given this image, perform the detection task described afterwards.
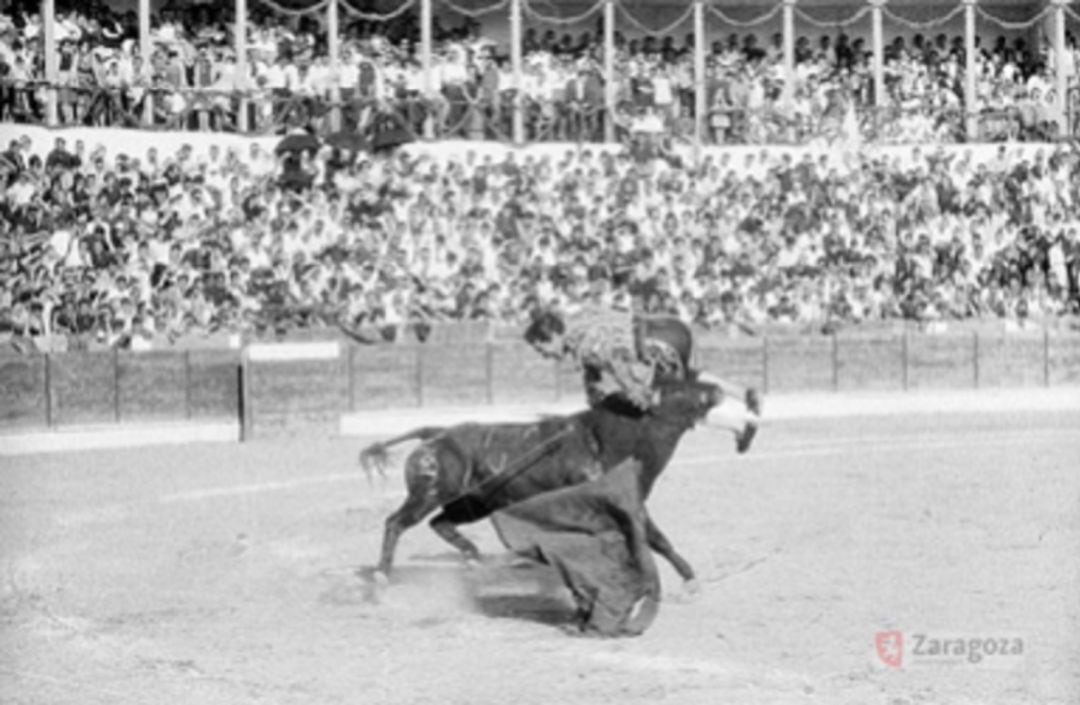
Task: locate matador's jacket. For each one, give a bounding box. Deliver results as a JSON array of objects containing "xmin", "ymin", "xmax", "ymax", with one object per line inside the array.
[{"xmin": 559, "ymin": 305, "xmax": 682, "ymax": 410}]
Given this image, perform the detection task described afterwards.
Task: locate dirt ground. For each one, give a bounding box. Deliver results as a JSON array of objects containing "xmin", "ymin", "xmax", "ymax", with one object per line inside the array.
[{"xmin": 1, "ymin": 409, "xmax": 1078, "ymax": 705}]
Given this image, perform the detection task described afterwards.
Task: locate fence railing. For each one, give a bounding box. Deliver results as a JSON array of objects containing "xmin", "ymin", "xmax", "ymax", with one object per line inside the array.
[
  {"xmin": 6, "ymin": 77, "xmax": 1073, "ymax": 144},
  {"xmin": 0, "ymin": 79, "xmax": 613, "ymax": 144},
  {"xmin": 2, "ymin": 329, "xmax": 1078, "ymax": 435}
]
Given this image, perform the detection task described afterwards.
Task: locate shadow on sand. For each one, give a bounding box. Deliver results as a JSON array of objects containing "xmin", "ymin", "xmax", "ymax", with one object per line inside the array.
[
  {"xmin": 327, "ymin": 557, "xmax": 581, "ymax": 629},
  {"xmin": 470, "ymin": 591, "xmax": 579, "ymax": 627},
  {"xmin": 404, "ymin": 551, "xmax": 475, "ymax": 564},
  {"xmin": 465, "ymin": 559, "xmax": 580, "ymax": 628}
]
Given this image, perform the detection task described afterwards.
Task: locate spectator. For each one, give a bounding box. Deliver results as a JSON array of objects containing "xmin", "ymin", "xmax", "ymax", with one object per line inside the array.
[
  {"xmin": 3, "ymin": 2, "xmax": 1070, "ymax": 144},
  {"xmin": 2, "ymin": 131, "xmax": 1079, "ymax": 355}
]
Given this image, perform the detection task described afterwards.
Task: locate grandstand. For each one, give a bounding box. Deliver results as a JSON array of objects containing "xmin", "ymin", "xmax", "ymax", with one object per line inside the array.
[
  {"xmin": 3, "ymin": 0, "xmax": 1080, "ymax": 142},
  {"xmin": 2, "ymin": 0, "xmax": 1080, "ymax": 359},
  {"xmin": 2, "ymin": 6, "xmax": 1080, "ymax": 699}
]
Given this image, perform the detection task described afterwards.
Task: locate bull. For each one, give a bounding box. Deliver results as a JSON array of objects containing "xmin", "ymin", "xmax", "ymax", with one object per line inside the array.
[{"xmin": 361, "ymin": 376, "xmax": 724, "ymax": 593}]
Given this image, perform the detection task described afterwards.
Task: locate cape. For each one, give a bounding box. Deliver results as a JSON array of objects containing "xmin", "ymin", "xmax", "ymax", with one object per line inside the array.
[{"xmin": 491, "ymin": 459, "xmax": 661, "ymax": 637}]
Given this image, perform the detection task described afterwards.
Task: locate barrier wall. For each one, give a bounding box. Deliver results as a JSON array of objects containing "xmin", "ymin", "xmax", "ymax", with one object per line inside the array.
[
  {"xmin": 2, "ymin": 330, "xmax": 1078, "ymax": 438},
  {"xmin": 0, "ymin": 349, "xmax": 240, "ymax": 429}
]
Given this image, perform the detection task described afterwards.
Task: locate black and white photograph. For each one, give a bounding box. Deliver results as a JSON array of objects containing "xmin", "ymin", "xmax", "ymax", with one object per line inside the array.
[{"xmin": 1, "ymin": 0, "xmax": 1079, "ymax": 701}]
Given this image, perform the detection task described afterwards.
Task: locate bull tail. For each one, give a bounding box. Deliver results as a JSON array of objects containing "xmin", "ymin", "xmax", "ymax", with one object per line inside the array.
[{"xmin": 359, "ymin": 426, "xmax": 447, "ymax": 483}]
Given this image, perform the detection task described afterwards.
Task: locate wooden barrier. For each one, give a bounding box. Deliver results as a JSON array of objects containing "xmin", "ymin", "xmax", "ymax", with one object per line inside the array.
[
  {"xmin": 906, "ymin": 333, "xmax": 977, "ymax": 390},
  {"xmin": 1047, "ymin": 332, "xmax": 1080, "ymax": 386},
  {"xmin": 835, "ymin": 333, "xmax": 905, "ymax": 391},
  {"xmin": 759, "ymin": 336, "xmax": 834, "ymax": 392},
  {"xmin": 1, "ymin": 329, "xmax": 1078, "ymax": 435},
  {"xmin": 489, "ymin": 342, "xmax": 559, "ymax": 405},
  {"xmin": 0, "ymin": 355, "xmax": 47, "ymax": 428},
  {"xmin": 48, "ymin": 352, "xmax": 116, "ymax": 425}
]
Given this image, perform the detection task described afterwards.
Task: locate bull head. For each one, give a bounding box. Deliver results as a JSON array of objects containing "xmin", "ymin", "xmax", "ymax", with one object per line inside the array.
[{"xmin": 694, "ymin": 372, "xmax": 761, "ymax": 451}]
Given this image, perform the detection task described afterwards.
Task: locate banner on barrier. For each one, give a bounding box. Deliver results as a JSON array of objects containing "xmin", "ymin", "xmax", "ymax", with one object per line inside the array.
[{"xmin": 246, "ymin": 341, "xmax": 341, "ymax": 362}]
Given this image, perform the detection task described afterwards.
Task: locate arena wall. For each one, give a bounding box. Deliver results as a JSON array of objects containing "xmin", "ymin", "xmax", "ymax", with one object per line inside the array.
[
  {"xmin": 3, "ymin": 124, "xmax": 1067, "ymax": 166},
  {"xmin": 2, "ymin": 329, "xmax": 1079, "ymax": 444}
]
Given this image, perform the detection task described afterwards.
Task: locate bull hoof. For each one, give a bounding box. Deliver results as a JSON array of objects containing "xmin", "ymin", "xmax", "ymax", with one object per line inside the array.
[
  {"xmin": 666, "ymin": 580, "xmax": 702, "ymax": 605},
  {"xmin": 464, "ymin": 557, "xmax": 483, "ymax": 571},
  {"xmin": 736, "ymin": 422, "xmax": 758, "ymax": 454},
  {"xmin": 372, "ymin": 570, "xmax": 390, "ymax": 587}
]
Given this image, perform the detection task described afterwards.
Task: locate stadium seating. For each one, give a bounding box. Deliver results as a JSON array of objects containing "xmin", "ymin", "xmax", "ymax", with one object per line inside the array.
[{"xmin": 2, "ymin": 2, "xmax": 1079, "ymax": 352}]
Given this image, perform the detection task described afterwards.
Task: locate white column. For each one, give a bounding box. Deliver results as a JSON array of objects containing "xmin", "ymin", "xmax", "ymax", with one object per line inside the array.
[
  {"xmin": 694, "ymin": 0, "xmax": 706, "ymax": 155},
  {"xmin": 871, "ymin": 0, "xmax": 884, "ymax": 108},
  {"xmin": 603, "ymin": 0, "xmax": 616, "ymax": 142},
  {"xmin": 236, "ymin": 0, "xmax": 248, "ymax": 132},
  {"xmin": 511, "ymin": 0, "xmax": 524, "ymax": 144},
  {"xmin": 421, "ymin": 0, "xmax": 434, "ymax": 138},
  {"xmin": 42, "ymin": 0, "xmax": 58, "ymax": 126},
  {"xmin": 139, "ymin": 0, "xmax": 152, "ymax": 124},
  {"xmin": 1052, "ymin": 0, "xmax": 1068, "ymax": 133},
  {"xmin": 964, "ymin": 0, "xmax": 977, "ymax": 140},
  {"xmin": 782, "ymin": 0, "xmax": 796, "ymax": 105},
  {"xmin": 327, "ymin": 0, "xmax": 340, "ymax": 131}
]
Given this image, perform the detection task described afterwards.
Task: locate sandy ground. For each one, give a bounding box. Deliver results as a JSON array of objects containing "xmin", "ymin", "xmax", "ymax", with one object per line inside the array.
[{"xmin": 1, "ymin": 409, "xmax": 1078, "ymax": 705}]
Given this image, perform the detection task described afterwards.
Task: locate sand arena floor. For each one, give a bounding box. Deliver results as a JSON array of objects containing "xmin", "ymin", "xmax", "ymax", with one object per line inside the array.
[{"xmin": 1, "ymin": 409, "xmax": 1078, "ymax": 705}]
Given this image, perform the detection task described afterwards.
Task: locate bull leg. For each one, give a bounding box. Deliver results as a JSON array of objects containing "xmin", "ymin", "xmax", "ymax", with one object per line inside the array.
[
  {"xmin": 644, "ymin": 516, "xmax": 698, "ymax": 591},
  {"xmin": 374, "ymin": 491, "xmax": 441, "ymax": 583},
  {"xmin": 428, "ymin": 514, "xmax": 482, "ymax": 565}
]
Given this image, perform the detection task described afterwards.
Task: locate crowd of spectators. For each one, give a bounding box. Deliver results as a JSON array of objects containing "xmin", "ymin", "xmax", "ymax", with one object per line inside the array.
[
  {"xmin": 2, "ymin": 129, "xmax": 1079, "ymax": 352},
  {"xmin": 1, "ymin": 0, "xmax": 1077, "ymax": 144}
]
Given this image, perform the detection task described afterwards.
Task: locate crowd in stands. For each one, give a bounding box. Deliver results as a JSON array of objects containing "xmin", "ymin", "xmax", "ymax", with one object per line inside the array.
[
  {"xmin": 1, "ymin": 0, "xmax": 1077, "ymax": 144},
  {"xmin": 2, "ymin": 129, "xmax": 1079, "ymax": 351}
]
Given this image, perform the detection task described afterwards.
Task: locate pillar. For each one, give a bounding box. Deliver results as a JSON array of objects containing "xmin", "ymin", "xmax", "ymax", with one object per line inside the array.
[
  {"xmin": 871, "ymin": 0, "xmax": 884, "ymax": 108},
  {"xmin": 511, "ymin": 0, "xmax": 524, "ymax": 144},
  {"xmin": 603, "ymin": 0, "xmax": 616, "ymax": 142},
  {"xmin": 964, "ymin": 0, "xmax": 977, "ymax": 140},
  {"xmin": 782, "ymin": 0, "xmax": 796, "ymax": 105},
  {"xmin": 327, "ymin": 0, "xmax": 340, "ymax": 131},
  {"xmin": 421, "ymin": 0, "xmax": 434, "ymax": 138},
  {"xmin": 42, "ymin": 0, "xmax": 58, "ymax": 126},
  {"xmin": 1052, "ymin": 0, "xmax": 1068, "ymax": 133},
  {"xmin": 236, "ymin": 0, "xmax": 248, "ymax": 132},
  {"xmin": 139, "ymin": 0, "xmax": 152, "ymax": 125},
  {"xmin": 694, "ymin": 0, "xmax": 706, "ymax": 155}
]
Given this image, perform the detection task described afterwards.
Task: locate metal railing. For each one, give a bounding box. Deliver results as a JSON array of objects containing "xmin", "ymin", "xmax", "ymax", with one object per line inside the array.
[
  {"xmin": 1, "ymin": 78, "xmax": 613, "ymax": 144},
  {"xmin": 8, "ymin": 76, "xmax": 1076, "ymax": 145}
]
